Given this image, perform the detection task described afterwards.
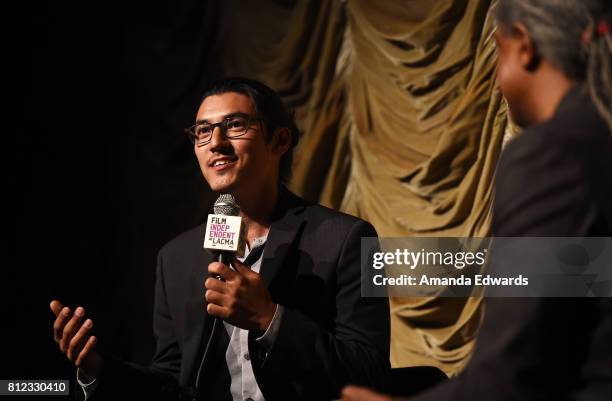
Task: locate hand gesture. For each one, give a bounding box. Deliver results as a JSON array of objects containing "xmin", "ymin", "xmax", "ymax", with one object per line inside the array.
[
  {"xmin": 341, "ymin": 386, "xmax": 402, "ymax": 401},
  {"xmin": 50, "ymin": 300, "xmax": 103, "ymax": 380}
]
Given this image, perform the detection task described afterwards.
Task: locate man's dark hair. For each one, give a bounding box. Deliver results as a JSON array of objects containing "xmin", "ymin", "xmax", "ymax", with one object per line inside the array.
[{"xmin": 199, "ymin": 77, "xmax": 301, "ymax": 183}]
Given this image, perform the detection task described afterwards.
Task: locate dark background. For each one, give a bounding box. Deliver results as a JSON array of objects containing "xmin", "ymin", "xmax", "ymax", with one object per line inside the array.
[{"xmin": 11, "ymin": 0, "xmax": 229, "ymax": 389}]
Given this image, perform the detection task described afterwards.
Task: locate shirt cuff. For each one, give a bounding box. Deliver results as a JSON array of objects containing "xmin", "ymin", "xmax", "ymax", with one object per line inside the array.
[
  {"xmin": 77, "ymin": 368, "xmax": 98, "ymax": 400},
  {"xmin": 255, "ymin": 304, "xmax": 283, "ymax": 351}
]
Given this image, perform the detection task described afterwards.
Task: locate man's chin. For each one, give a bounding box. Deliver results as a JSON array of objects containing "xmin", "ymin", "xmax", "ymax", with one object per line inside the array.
[
  {"xmin": 208, "ymin": 177, "xmax": 232, "ymax": 193},
  {"xmin": 208, "ymin": 178, "xmax": 238, "ymax": 194}
]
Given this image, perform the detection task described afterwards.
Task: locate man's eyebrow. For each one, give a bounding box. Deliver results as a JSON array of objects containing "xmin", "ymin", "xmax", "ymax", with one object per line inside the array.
[{"xmin": 195, "ymin": 112, "xmax": 250, "ymax": 125}]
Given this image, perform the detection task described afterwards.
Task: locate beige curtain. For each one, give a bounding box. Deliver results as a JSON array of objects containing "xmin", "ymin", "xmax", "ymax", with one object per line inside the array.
[{"xmin": 223, "ymin": 0, "xmax": 507, "ymax": 376}]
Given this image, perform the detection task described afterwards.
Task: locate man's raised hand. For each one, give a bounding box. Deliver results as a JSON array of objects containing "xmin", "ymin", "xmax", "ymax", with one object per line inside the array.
[{"xmin": 50, "ymin": 300, "xmax": 103, "ymax": 380}]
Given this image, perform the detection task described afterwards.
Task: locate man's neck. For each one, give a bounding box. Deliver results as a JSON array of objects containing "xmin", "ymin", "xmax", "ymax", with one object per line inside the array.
[
  {"xmin": 526, "ymin": 63, "xmax": 574, "ymax": 125},
  {"xmin": 235, "ymin": 182, "xmax": 279, "ymax": 245}
]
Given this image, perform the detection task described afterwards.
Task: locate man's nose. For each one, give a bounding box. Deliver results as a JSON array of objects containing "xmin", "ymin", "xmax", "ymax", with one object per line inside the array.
[{"xmin": 209, "ymin": 125, "xmax": 231, "ymax": 150}]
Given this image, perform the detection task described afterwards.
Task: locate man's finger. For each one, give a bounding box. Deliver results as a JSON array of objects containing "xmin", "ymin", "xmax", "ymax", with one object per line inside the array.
[
  {"xmin": 75, "ymin": 336, "xmax": 97, "ymax": 367},
  {"xmin": 67, "ymin": 319, "xmax": 94, "ymax": 361},
  {"xmin": 204, "ymin": 277, "xmax": 228, "ymax": 293},
  {"xmin": 207, "ymin": 303, "xmax": 229, "ymax": 319},
  {"xmin": 60, "ymin": 307, "xmax": 85, "ymax": 352},
  {"xmin": 207, "ymin": 262, "xmax": 237, "ymax": 281},
  {"xmin": 341, "ymin": 386, "xmax": 394, "ymax": 401},
  {"xmin": 205, "ymin": 289, "xmax": 230, "ymax": 307},
  {"xmin": 50, "ymin": 300, "xmax": 64, "ymax": 317},
  {"xmin": 231, "ymin": 258, "xmax": 255, "ymax": 277},
  {"xmin": 53, "ymin": 307, "xmax": 72, "ymax": 343}
]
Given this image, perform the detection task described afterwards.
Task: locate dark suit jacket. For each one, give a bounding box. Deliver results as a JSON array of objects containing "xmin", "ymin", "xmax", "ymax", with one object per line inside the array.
[
  {"xmin": 410, "ymin": 86, "xmax": 612, "ymax": 401},
  {"xmin": 90, "ymin": 187, "xmax": 390, "ymax": 401}
]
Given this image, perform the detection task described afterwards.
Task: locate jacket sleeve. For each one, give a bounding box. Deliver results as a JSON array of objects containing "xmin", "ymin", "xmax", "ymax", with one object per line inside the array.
[{"xmin": 249, "ymin": 220, "xmax": 391, "ymax": 401}]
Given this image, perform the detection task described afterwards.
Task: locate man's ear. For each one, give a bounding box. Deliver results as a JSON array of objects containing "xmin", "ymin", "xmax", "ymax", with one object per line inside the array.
[
  {"xmin": 271, "ymin": 127, "xmax": 292, "ymax": 156},
  {"xmin": 514, "ymin": 22, "xmax": 540, "ymax": 71}
]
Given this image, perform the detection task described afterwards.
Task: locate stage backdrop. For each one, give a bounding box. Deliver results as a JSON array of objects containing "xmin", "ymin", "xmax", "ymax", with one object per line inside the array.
[{"xmin": 222, "ymin": 0, "xmax": 507, "ymax": 376}]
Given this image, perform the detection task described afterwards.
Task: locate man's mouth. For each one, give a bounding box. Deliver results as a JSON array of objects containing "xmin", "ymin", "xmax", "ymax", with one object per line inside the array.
[{"xmin": 209, "ymin": 157, "xmax": 237, "ymax": 171}]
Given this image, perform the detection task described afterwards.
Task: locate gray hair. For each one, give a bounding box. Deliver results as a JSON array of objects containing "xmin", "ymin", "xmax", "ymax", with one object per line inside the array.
[{"xmin": 495, "ymin": 0, "xmax": 612, "ymax": 129}]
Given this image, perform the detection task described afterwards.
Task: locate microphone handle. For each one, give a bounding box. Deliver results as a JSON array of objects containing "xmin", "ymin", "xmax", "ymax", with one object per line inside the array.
[
  {"xmin": 213, "ymin": 252, "xmax": 234, "ymax": 281},
  {"xmin": 217, "ymin": 251, "xmax": 233, "ymax": 265}
]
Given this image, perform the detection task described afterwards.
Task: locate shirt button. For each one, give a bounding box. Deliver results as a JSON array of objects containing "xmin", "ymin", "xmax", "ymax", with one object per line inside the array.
[{"xmin": 244, "ymin": 353, "xmax": 250, "ymax": 360}]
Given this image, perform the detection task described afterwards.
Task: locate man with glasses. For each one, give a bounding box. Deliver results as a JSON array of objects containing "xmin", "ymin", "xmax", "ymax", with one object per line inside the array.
[{"xmin": 50, "ymin": 77, "xmax": 390, "ymax": 401}]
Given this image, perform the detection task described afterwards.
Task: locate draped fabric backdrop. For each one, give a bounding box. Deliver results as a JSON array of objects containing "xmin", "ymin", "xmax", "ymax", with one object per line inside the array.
[{"xmin": 224, "ymin": 0, "xmax": 507, "ymax": 376}]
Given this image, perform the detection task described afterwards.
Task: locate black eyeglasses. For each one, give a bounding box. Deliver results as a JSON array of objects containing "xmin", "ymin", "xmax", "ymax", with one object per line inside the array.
[{"xmin": 185, "ymin": 114, "xmax": 262, "ymax": 146}]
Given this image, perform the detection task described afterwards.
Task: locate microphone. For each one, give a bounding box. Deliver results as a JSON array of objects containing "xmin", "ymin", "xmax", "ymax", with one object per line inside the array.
[
  {"xmin": 193, "ymin": 194, "xmax": 246, "ymax": 400},
  {"xmin": 203, "ymin": 194, "xmax": 245, "ymax": 266}
]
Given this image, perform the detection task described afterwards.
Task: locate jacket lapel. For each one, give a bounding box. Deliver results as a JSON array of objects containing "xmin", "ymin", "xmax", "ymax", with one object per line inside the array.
[
  {"xmin": 260, "ymin": 188, "xmax": 307, "ymax": 287},
  {"xmin": 260, "ymin": 209, "xmax": 305, "ymax": 287},
  {"xmin": 182, "ymin": 245, "xmax": 216, "ymax": 387}
]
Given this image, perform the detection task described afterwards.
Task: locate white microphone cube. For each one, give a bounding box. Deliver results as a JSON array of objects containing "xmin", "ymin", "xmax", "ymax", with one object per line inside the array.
[{"xmin": 203, "ymin": 214, "xmax": 244, "ymax": 256}]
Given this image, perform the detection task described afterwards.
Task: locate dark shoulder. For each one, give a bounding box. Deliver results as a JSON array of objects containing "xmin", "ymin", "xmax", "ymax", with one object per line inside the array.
[
  {"xmin": 303, "ymin": 202, "xmax": 370, "ymax": 225},
  {"xmin": 282, "ymin": 188, "xmax": 377, "ymax": 237},
  {"xmin": 493, "ymin": 87, "xmax": 612, "ymax": 235},
  {"xmin": 497, "ymin": 86, "xmax": 611, "ymax": 185},
  {"xmin": 154, "ymin": 224, "xmax": 210, "ymax": 282},
  {"xmin": 301, "ymin": 202, "xmax": 378, "ymax": 238},
  {"xmin": 158, "ymin": 223, "xmax": 205, "ymax": 258}
]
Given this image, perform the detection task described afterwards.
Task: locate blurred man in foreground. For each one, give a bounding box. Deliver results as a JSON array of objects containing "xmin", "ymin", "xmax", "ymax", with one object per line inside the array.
[{"xmin": 343, "ymin": 0, "xmax": 612, "ymax": 400}]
